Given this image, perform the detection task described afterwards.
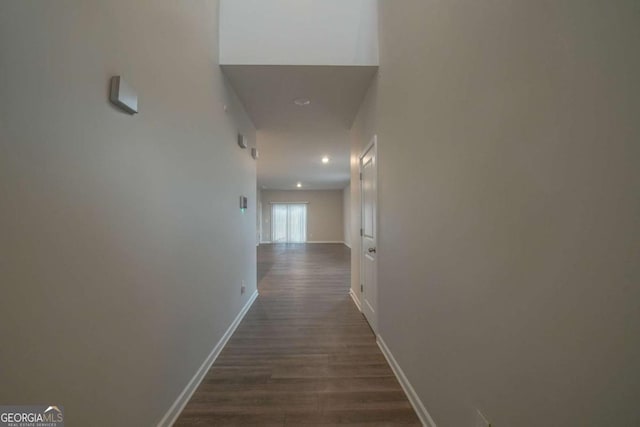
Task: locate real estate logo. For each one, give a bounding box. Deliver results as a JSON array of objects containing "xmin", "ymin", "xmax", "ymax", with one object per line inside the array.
[{"xmin": 0, "ymin": 406, "xmax": 63, "ymax": 427}]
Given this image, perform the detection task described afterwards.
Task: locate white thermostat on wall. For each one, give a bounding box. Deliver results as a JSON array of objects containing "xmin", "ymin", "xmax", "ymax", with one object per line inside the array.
[{"xmin": 109, "ymin": 76, "xmax": 138, "ymax": 114}]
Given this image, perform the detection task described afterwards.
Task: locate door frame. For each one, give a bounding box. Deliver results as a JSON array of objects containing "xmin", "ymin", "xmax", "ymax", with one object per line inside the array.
[
  {"xmin": 258, "ymin": 201, "xmax": 263, "ymax": 245},
  {"xmin": 359, "ymin": 134, "xmax": 378, "ymax": 332}
]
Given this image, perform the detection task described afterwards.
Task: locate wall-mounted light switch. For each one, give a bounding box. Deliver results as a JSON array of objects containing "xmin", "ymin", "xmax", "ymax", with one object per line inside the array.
[{"xmin": 239, "ymin": 196, "xmax": 248, "ymax": 210}]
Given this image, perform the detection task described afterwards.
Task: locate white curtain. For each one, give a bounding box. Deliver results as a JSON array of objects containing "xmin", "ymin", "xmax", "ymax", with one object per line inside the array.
[{"xmin": 271, "ymin": 203, "xmax": 307, "ymax": 243}]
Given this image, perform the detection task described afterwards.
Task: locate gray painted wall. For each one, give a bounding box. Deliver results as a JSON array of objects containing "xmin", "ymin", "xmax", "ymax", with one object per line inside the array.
[
  {"xmin": 351, "ymin": 1, "xmax": 640, "ymax": 426},
  {"xmin": 219, "ymin": 0, "xmax": 378, "ymax": 66},
  {"xmin": 261, "ymin": 190, "xmax": 344, "ymax": 243},
  {"xmin": 0, "ymin": 1, "xmax": 257, "ymax": 425}
]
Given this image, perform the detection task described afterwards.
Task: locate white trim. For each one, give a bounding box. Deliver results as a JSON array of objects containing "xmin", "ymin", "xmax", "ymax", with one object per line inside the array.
[
  {"xmin": 377, "ymin": 335, "xmax": 436, "ymax": 427},
  {"xmin": 260, "ymin": 240, "xmax": 272, "ymax": 244},
  {"xmin": 343, "ymin": 241, "xmax": 351, "ymax": 249},
  {"xmin": 260, "ymin": 241, "xmax": 346, "ymax": 244},
  {"xmin": 349, "ymin": 289, "xmax": 362, "ymax": 311},
  {"xmin": 359, "ymin": 134, "xmax": 378, "ymax": 333},
  {"xmin": 157, "ymin": 290, "xmax": 259, "ymax": 427}
]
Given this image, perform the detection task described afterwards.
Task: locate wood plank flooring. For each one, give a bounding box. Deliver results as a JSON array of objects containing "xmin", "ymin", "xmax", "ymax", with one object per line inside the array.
[{"xmin": 175, "ymin": 243, "xmax": 421, "ymax": 426}]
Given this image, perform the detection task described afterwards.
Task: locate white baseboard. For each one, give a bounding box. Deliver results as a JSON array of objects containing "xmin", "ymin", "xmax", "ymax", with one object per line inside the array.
[
  {"xmin": 349, "ymin": 288, "xmax": 362, "ymax": 311},
  {"xmin": 157, "ymin": 290, "xmax": 259, "ymax": 427},
  {"xmin": 377, "ymin": 335, "xmax": 437, "ymax": 427},
  {"xmin": 260, "ymin": 241, "xmax": 346, "ymax": 245}
]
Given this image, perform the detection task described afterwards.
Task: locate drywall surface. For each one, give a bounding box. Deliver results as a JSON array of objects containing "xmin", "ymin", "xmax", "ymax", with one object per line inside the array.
[
  {"xmin": 219, "ymin": 0, "xmax": 378, "ymax": 65},
  {"xmin": 261, "ymin": 190, "xmax": 343, "ymax": 242},
  {"xmin": 257, "ymin": 129, "xmax": 351, "ymax": 190},
  {"xmin": 0, "ymin": 1, "xmax": 256, "ymax": 425},
  {"xmin": 343, "ymin": 184, "xmax": 352, "ymax": 247},
  {"xmin": 352, "ymin": 1, "xmax": 640, "ymax": 426}
]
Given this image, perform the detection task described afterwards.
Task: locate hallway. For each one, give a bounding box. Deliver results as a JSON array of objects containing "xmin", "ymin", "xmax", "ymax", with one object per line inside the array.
[{"xmin": 175, "ymin": 244, "xmax": 420, "ymax": 426}]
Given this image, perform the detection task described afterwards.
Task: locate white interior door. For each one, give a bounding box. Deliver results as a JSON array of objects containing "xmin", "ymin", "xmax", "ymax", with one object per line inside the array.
[{"xmin": 360, "ymin": 136, "xmax": 377, "ymax": 332}]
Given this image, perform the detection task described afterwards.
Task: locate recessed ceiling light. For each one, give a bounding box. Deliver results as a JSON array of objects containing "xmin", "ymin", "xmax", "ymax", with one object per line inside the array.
[
  {"xmin": 296, "ymin": 182, "xmax": 302, "ymax": 188},
  {"xmin": 293, "ymin": 98, "xmax": 311, "ymax": 106},
  {"xmin": 321, "ymin": 156, "xmax": 330, "ymax": 164}
]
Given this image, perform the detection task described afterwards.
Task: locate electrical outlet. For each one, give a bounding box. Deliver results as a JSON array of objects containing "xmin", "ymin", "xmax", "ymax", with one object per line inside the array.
[
  {"xmin": 475, "ymin": 410, "xmax": 491, "ymax": 427},
  {"xmin": 241, "ymin": 280, "xmax": 246, "ymax": 295}
]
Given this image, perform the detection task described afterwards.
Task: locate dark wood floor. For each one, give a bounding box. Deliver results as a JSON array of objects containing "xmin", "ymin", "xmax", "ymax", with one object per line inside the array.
[{"xmin": 175, "ymin": 243, "xmax": 421, "ymax": 426}]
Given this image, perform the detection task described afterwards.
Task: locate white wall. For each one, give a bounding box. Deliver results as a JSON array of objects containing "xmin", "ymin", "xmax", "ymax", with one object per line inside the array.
[
  {"xmin": 219, "ymin": 0, "xmax": 378, "ymax": 65},
  {"xmin": 261, "ymin": 190, "xmax": 343, "ymax": 243},
  {"xmin": 351, "ymin": 1, "xmax": 640, "ymax": 426},
  {"xmin": 343, "ymin": 184, "xmax": 352, "ymax": 247},
  {"xmin": 0, "ymin": 1, "xmax": 256, "ymax": 425}
]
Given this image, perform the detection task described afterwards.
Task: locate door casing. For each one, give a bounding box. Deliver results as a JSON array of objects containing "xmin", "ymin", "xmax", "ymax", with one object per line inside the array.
[{"xmin": 359, "ymin": 135, "xmax": 378, "ymax": 333}]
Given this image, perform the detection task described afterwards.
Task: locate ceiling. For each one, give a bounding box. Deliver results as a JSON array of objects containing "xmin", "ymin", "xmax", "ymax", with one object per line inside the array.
[
  {"xmin": 222, "ymin": 65, "xmax": 377, "ymax": 131},
  {"xmin": 222, "ymin": 65, "xmax": 377, "ymax": 190},
  {"xmin": 256, "ymin": 129, "xmax": 350, "ymax": 190}
]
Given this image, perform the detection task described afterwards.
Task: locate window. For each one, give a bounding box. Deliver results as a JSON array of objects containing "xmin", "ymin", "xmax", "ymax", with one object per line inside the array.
[{"xmin": 271, "ymin": 203, "xmax": 307, "ymax": 243}]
